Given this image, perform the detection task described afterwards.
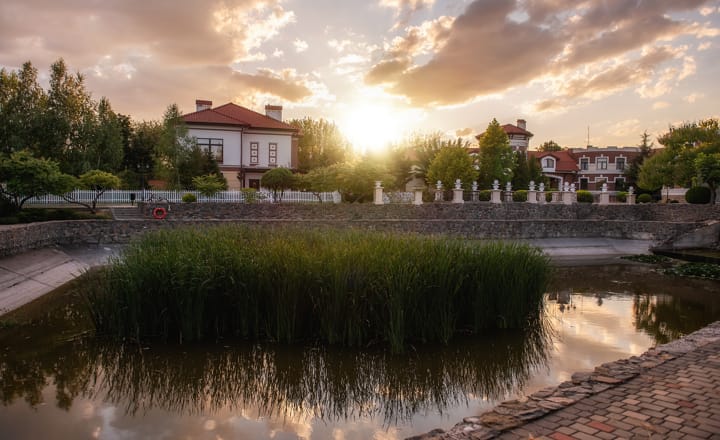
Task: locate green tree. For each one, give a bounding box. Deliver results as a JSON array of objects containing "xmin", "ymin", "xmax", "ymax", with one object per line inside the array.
[
  {"xmin": 261, "ymin": 167, "xmax": 295, "ymax": 202},
  {"xmin": 288, "ymin": 117, "xmax": 350, "ymax": 171},
  {"xmin": 295, "ymin": 165, "xmax": 340, "ymax": 202},
  {"xmin": 61, "ymin": 170, "xmax": 121, "ymax": 213},
  {"xmin": 177, "ymin": 146, "xmax": 227, "ymax": 190},
  {"xmin": 0, "ymin": 61, "xmax": 47, "ymax": 154},
  {"xmin": 625, "ymin": 131, "xmax": 653, "ymax": 187},
  {"xmin": 336, "ymin": 160, "xmax": 394, "ymax": 203},
  {"xmin": 85, "ymin": 97, "xmax": 124, "ymax": 172},
  {"xmin": 156, "ymin": 103, "xmax": 193, "ymax": 189},
  {"xmin": 0, "ymin": 151, "xmax": 75, "ymax": 212},
  {"xmin": 537, "ymin": 140, "xmax": 562, "ymax": 152},
  {"xmin": 399, "ymin": 132, "xmax": 446, "ymax": 183},
  {"xmin": 123, "ymin": 120, "xmax": 161, "ymax": 188},
  {"xmin": 694, "ymin": 152, "xmax": 720, "ymax": 204},
  {"xmin": 638, "ymin": 150, "xmax": 676, "ymax": 201},
  {"xmin": 477, "ymin": 119, "xmax": 514, "ymax": 188},
  {"xmin": 192, "ymin": 173, "xmax": 226, "ymax": 197},
  {"xmin": 427, "ymin": 146, "xmax": 478, "ymax": 190}
]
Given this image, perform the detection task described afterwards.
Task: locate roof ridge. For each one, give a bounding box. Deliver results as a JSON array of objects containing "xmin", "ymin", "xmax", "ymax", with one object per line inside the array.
[{"xmin": 214, "ymin": 102, "xmax": 290, "ymax": 127}]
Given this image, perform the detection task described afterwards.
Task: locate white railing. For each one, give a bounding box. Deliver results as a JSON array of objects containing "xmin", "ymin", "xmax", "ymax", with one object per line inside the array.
[{"xmin": 24, "ymin": 189, "xmax": 341, "ymax": 205}]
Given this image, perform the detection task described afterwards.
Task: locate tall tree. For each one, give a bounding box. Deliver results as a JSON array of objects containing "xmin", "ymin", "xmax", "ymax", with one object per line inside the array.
[
  {"xmin": 156, "ymin": 103, "xmax": 193, "ymax": 189},
  {"xmin": 427, "ymin": 146, "xmax": 478, "ymax": 190},
  {"xmin": 625, "ymin": 131, "xmax": 653, "ymax": 187},
  {"xmin": 86, "ymin": 97, "xmax": 124, "ymax": 172},
  {"xmin": 537, "ymin": 140, "xmax": 562, "ymax": 152},
  {"xmin": 694, "ymin": 152, "xmax": 720, "ymax": 204},
  {"xmin": 123, "ymin": 120, "xmax": 161, "ymax": 188},
  {"xmin": 0, "ymin": 62, "xmax": 47, "ymax": 154},
  {"xmin": 288, "ymin": 117, "xmax": 350, "ymax": 171},
  {"xmin": 477, "ymin": 119, "xmax": 514, "ymax": 188}
]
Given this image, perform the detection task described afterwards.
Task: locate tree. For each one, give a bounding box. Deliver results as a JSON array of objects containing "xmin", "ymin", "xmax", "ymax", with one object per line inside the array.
[
  {"xmin": 0, "ymin": 61, "xmax": 46, "ymax": 154},
  {"xmin": 261, "ymin": 168, "xmax": 295, "ymax": 202},
  {"xmin": 511, "ymin": 151, "xmax": 543, "ymax": 189},
  {"xmin": 638, "ymin": 150, "xmax": 676, "ymax": 201},
  {"xmin": 123, "ymin": 120, "xmax": 161, "ymax": 188},
  {"xmin": 625, "ymin": 131, "xmax": 653, "ymax": 187},
  {"xmin": 156, "ymin": 103, "xmax": 193, "ymax": 189},
  {"xmin": 295, "ymin": 165, "xmax": 340, "ymax": 202},
  {"xmin": 86, "ymin": 97, "xmax": 124, "ymax": 173},
  {"xmin": 0, "ymin": 151, "xmax": 75, "ymax": 212},
  {"xmin": 537, "ymin": 140, "xmax": 562, "ymax": 152},
  {"xmin": 336, "ymin": 160, "xmax": 394, "ymax": 203},
  {"xmin": 427, "ymin": 146, "xmax": 478, "ymax": 190},
  {"xmin": 192, "ymin": 173, "xmax": 227, "ymax": 197},
  {"xmin": 62, "ymin": 170, "xmax": 121, "ymax": 213},
  {"xmin": 694, "ymin": 152, "xmax": 720, "ymax": 204},
  {"xmin": 288, "ymin": 117, "xmax": 350, "ymax": 171},
  {"xmin": 477, "ymin": 119, "xmax": 514, "ymax": 188},
  {"xmin": 400, "ymin": 132, "xmax": 446, "ymax": 183}
]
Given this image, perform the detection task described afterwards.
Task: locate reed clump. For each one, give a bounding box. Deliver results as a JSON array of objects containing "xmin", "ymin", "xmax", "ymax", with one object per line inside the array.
[{"xmin": 85, "ymin": 226, "xmax": 550, "ymax": 352}]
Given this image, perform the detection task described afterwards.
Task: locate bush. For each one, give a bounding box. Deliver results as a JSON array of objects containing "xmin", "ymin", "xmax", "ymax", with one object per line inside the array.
[
  {"xmin": 241, "ymin": 188, "xmax": 259, "ymax": 203},
  {"xmin": 637, "ymin": 193, "xmax": 653, "ymax": 204},
  {"xmin": 576, "ymin": 190, "xmax": 593, "ymax": 203},
  {"xmin": 616, "ymin": 192, "xmax": 627, "ymax": 203},
  {"xmin": 512, "ymin": 190, "xmax": 528, "ymax": 202},
  {"xmin": 685, "ymin": 186, "xmax": 711, "ymax": 204},
  {"xmin": 478, "ymin": 190, "xmax": 491, "ymax": 201},
  {"xmin": 84, "ymin": 226, "xmax": 551, "ymax": 353},
  {"xmin": 545, "ymin": 191, "xmax": 555, "ymax": 203},
  {"xmin": 182, "ymin": 193, "xmax": 197, "ymax": 203}
]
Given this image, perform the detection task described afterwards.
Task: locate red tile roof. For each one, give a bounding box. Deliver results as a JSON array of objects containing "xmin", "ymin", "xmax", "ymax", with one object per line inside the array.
[
  {"xmin": 528, "ymin": 150, "xmax": 579, "ymax": 172},
  {"xmin": 182, "ymin": 103, "xmax": 298, "ymax": 132},
  {"xmin": 502, "ymin": 124, "xmax": 533, "ymax": 137}
]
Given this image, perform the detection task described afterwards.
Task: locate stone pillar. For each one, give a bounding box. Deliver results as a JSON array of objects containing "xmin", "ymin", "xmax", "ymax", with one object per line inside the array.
[
  {"xmin": 527, "ymin": 180, "xmax": 537, "ymax": 204},
  {"xmin": 373, "ymin": 181, "xmax": 384, "ymax": 205},
  {"xmin": 434, "ymin": 180, "xmax": 444, "ymax": 202},
  {"xmin": 490, "ymin": 180, "xmax": 502, "ymax": 204},
  {"xmin": 471, "ymin": 181, "xmax": 479, "ymax": 202},
  {"xmin": 452, "ymin": 179, "xmax": 464, "ymax": 204},
  {"xmin": 599, "ymin": 182, "xmax": 609, "ymax": 205},
  {"xmin": 504, "ymin": 181, "xmax": 513, "ymax": 203},
  {"xmin": 627, "ymin": 186, "xmax": 636, "ymax": 205},
  {"xmin": 538, "ymin": 182, "xmax": 546, "ymax": 205},
  {"xmin": 413, "ymin": 187, "xmax": 424, "ymax": 205}
]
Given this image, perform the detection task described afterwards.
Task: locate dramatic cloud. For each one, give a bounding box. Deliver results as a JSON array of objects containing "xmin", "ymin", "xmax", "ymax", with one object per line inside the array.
[{"xmin": 366, "ymin": 0, "xmax": 718, "ymax": 107}]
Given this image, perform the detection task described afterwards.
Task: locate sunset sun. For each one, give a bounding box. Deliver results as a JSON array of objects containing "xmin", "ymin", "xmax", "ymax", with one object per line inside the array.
[{"xmin": 340, "ymin": 102, "xmax": 407, "ymax": 154}]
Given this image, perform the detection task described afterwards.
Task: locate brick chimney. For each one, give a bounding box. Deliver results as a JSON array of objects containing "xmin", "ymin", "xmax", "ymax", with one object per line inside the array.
[
  {"xmin": 196, "ymin": 100, "xmax": 212, "ymax": 112},
  {"xmin": 517, "ymin": 119, "xmax": 527, "ymax": 130},
  {"xmin": 265, "ymin": 105, "xmax": 283, "ymax": 121}
]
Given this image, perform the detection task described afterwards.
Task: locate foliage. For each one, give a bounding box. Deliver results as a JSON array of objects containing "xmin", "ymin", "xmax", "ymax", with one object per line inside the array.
[
  {"xmin": 638, "ymin": 149, "xmax": 675, "ymax": 194},
  {"xmin": 240, "ymin": 188, "xmax": 261, "ymax": 203},
  {"xmin": 156, "ymin": 104, "xmax": 193, "ymax": 189},
  {"xmin": 637, "ymin": 193, "xmax": 653, "ymax": 203},
  {"xmin": 576, "ymin": 190, "xmax": 594, "ymax": 203},
  {"xmin": 685, "ymin": 186, "xmax": 711, "ymax": 204},
  {"xmin": 182, "ymin": 193, "xmax": 197, "ymax": 203},
  {"xmin": 0, "ymin": 62, "xmax": 46, "ymax": 154},
  {"xmin": 83, "ymin": 226, "xmax": 551, "ymax": 353},
  {"xmin": 662, "ymin": 263, "xmax": 720, "ymax": 280},
  {"xmin": 477, "ymin": 119, "xmax": 514, "ymax": 188},
  {"xmin": 192, "ymin": 173, "xmax": 226, "ymax": 197},
  {"xmin": 288, "ymin": 117, "xmax": 350, "ymax": 172},
  {"xmin": 336, "ymin": 160, "xmax": 394, "ymax": 202},
  {"xmin": 620, "ymin": 254, "xmax": 671, "ymax": 264},
  {"xmin": 60, "ymin": 170, "xmax": 122, "ymax": 213},
  {"xmin": 478, "ymin": 190, "xmax": 491, "ymax": 201},
  {"xmin": 694, "ymin": 152, "xmax": 720, "ymax": 204},
  {"xmin": 616, "ymin": 191, "xmax": 627, "ymax": 203},
  {"xmin": 426, "ymin": 146, "xmax": 478, "ymax": 190},
  {"xmin": 176, "ymin": 145, "xmax": 226, "ymax": 190},
  {"xmin": 123, "ymin": 120, "xmax": 161, "ymax": 188},
  {"xmin": 537, "ymin": 140, "xmax": 562, "ymax": 152},
  {"xmin": 0, "ymin": 207, "xmax": 110, "ymax": 225},
  {"xmin": 625, "ymin": 131, "xmax": 653, "ymax": 187},
  {"xmin": 512, "ymin": 190, "xmax": 528, "ymax": 202},
  {"xmin": 0, "ymin": 151, "xmax": 75, "ymax": 212},
  {"xmin": 295, "ymin": 165, "xmax": 340, "ymax": 202},
  {"xmin": 261, "ymin": 167, "xmax": 295, "ymax": 202}
]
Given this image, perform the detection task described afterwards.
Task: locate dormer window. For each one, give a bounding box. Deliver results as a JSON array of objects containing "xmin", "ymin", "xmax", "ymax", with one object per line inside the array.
[{"xmin": 543, "ymin": 158, "xmax": 555, "ymax": 168}]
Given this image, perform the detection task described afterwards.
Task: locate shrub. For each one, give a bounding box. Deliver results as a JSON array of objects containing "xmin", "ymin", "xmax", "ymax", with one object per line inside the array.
[
  {"xmin": 616, "ymin": 192, "xmax": 627, "ymax": 203},
  {"xmin": 182, "ymin": 193, "xmax": 197, "ymax": 203},
  {"xmin": 84, "ymin": 226, "xmax": 551, "ymax": 353},
  {"xmin": 685, "ymin": 186, "xmax": 711, "ymax": 204},
  {"xmin": 545, "ymin": 191, "xmax": 555, "ymax": 202},
  {"xmin": 576, "ymin": 190, "xmax": 593, "ymax": 203},
  {"xmin": 241, "ymin": 188, "xmax": 259, "ymax": 203},
  {"xmin": 478, "ymin": 190, "xmax": 491, "ymax": 201},
  {"xmin": 512, "ymin": 190, "xmax": 528, "ymax": 202},
  {"xmin": 637, "ymin": 193, "xmax": 653, "ymax": 204}
]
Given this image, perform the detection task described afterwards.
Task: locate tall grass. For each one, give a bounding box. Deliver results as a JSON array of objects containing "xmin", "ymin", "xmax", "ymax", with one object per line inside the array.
[{"xmin": 84, "ymin": 225, "xmax": 550, "ymax": 352}]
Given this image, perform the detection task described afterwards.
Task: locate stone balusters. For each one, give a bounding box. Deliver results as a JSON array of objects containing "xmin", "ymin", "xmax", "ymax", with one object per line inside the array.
[
  {"xmin": 490, "ymin": 180, "xmax": 502, "ymax": 204},
  {"xmin": 627, "ymin": 186, "xmax": 636, "ymax": 205},
  {"xmin": 528, "ymin": 181, "xmax": 537, "ymax": 204},
  {"xmin": 373, "ymin": 181, "xmax": 384, "ymax": 205},
  {"xmin": 434, "ymin": 180, "xmax": 444, "ymax": 202},
  {"xmin": 452, "ymin": 179, "xmax": 464, "ymax": 204},
  {"xmin": 599, "ymin": 182, "xmax": 610, "ymax": 205}
]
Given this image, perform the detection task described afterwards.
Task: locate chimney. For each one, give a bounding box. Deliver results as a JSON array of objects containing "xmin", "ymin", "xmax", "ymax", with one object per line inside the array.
[
  {"xmin": 517, "ymin": 119, "xmax": 527, "ymax": 130},
  {"xmin": 196, "ymin": 100, "xmax": 212, "ymax": 112},
  {"xmin": 265, "ymin": 104, "xmax": 283, "ymax": 121}
]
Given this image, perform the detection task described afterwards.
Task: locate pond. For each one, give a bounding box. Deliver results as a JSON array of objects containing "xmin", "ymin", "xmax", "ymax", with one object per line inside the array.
[{"xmin": 0, "ymin": 264, "xmax": 718, "ymax": 439}]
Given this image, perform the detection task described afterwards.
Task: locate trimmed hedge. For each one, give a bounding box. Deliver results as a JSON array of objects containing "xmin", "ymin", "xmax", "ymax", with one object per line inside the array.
[{"xmin": 685, "ymin": 187, "xmax": 711, "ymax": 204}]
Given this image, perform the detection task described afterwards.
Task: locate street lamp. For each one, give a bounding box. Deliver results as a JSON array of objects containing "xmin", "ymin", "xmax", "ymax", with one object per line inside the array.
[{"xmin": 137, "ymin": 163, "xmax": 150, "ymax": 201}]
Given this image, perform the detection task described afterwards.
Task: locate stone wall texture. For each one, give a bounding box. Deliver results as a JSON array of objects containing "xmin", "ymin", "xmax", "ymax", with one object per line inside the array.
[{"xmin": 1, "ymin": 203, "xmax": 718, "ymax": 258}]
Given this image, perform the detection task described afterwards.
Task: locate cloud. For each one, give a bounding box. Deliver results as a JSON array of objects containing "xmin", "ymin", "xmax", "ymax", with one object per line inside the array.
[
  {"xmin": 652, "ymin": 101, "xmax": 670, "ymax": 110},
  {"xmin": 366, "ymin": 0, "xmax": 716, "ymax": 108},
  {"xmin": 684, "ymin": 93, "xmax": 704, "ymax": 103},
  {"xmin": 609, "ymin": 119, "xmax": 641, "ymax": 138},
  {"xmin": 293, "ymin": 39, "xmax": 309, "ymax": 53},
  {"xmin": 698, "ymin": 41, "xmax": 713, "ymax": 50},
  {"xmin": 379, "ymin": 0, "xmax": 436, "ymax": 28},
  {"xmin": 455, "ymin": 127, "xmax": 474, "ymax": 137}
]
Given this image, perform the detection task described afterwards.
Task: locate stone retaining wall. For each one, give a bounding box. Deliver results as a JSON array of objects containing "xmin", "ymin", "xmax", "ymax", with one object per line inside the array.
[{"xmin": 1, "ymin": 204, "xmax": 717, "ymax": 257}]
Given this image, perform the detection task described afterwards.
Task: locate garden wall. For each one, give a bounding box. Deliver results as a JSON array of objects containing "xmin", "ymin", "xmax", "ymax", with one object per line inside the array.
[{"xmin": 1, "ymin": 203, "xmax": 718, "ymax": 258}]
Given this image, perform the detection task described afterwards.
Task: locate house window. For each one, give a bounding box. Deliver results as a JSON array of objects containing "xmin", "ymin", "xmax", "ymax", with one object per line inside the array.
[
  {"xmin": 579, "ymin": 178, "xmax": 589, "ymax": 190},
  {"xmin": 543, "ymin": 158, "xmax": 555, "ymax": 168},
  {"xmin": 250, "ymin": 142, "xmax": 259, "ymax": 165},
  {"xmin": 269, "ymin": 143, "xmax": 277, "ymax": 166},
  {"xmin": 597, "ymin": 158, "xmax": 608, "ymax": 170},
  {"xmin": 616, "ymin": 158, "xmax": 625, "ymax": 171},
  {"xmin": 580, "ymin": 158, "xmax": 589, "ymax": 170},
  {"xmin": 196, "ymin": 138, "xmax": 223, "ymax": 163},
  {"xmin": 615, "ymin": 177, "xmax": 626, "ymax": 191},
  {"xmin": 249, "ymin": 179, "xmax": 260, "ymax": 189}
]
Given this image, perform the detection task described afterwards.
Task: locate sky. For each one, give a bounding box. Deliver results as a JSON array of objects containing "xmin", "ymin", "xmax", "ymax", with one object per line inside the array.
[{"xmin": 1, "ymin": 0, "xmax": 719, "ymax": 153}]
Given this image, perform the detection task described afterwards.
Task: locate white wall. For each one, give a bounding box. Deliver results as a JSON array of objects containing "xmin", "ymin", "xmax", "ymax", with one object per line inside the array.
[
  {"xmin": 242, "ymin": 131, "xmax": 292, "ymax": 167},
  {"xmin": 187, "ymin": 128, "xmax": 242, "ymax": 165}
]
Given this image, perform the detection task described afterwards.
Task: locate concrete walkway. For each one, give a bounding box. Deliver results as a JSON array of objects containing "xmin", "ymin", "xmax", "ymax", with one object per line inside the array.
[{"xmin": 0, "ymin": 239, "xmax": 654, "ymax": 316}]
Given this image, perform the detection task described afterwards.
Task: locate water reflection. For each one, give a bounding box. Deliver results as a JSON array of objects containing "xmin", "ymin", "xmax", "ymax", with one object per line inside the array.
[{"xmin": 1, "ymin": 322, "xmax": 550, "ymax": 427}]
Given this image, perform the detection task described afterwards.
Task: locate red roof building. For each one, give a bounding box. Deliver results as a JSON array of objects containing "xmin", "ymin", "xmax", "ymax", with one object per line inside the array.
[
  {"xmin": 182, "ymin": 100, "xmax": 299, "ymax": 190},
  {"xmin": 476, "ymin": 119, "xmax": 534, "ymax": 153}
]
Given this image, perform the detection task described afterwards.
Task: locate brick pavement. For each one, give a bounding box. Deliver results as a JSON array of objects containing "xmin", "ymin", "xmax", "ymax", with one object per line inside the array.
[{"xmin": 496, "ymin": 339, "xmax": 720, "ymax": 439}]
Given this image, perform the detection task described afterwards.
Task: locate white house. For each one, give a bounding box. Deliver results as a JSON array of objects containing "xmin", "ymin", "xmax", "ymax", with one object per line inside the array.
[{"xmin": 182, "ymin": 100, "xmax": 300, "ymax": 190}]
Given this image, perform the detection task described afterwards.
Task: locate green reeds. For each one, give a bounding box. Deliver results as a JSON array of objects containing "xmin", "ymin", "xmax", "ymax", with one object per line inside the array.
[{"xmin": 84, "ymin": 226, "xmax": 550, "ymax": 352}]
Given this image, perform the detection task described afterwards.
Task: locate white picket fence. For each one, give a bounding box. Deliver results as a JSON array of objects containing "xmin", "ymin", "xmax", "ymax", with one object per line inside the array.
[{"xmin": 25, "ymin": 189, "xmax": 341, "ymax": 205}]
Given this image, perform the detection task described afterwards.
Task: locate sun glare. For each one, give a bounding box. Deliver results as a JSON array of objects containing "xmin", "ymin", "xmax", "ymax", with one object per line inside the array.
[{"xmin": 340, "ymin": 103, "xmax": 405, "ymax": 154}]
